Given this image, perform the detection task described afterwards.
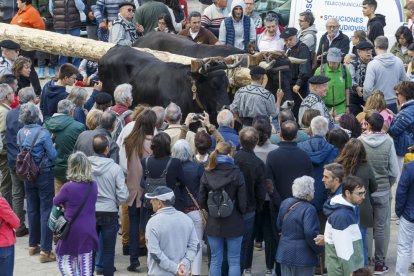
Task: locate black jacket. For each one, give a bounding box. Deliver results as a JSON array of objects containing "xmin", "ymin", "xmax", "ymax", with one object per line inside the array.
[
  {"xmin": 367, "ymin": 14, "xmax": 385, "ymax": 42},
  {"xmin": 316, "ymin": 31, "xmax": 350, "ymax": 64},
  {"xmin": 266, "ymin": 142, "xmax": 313, "ymax": 209},
  {"xmin": 234, "ymin": 149, "xmax": 266, "ymax": 213},
  {"xmin": 285, "ymin": 41, "xmax": 312, "ymax": 88},
  {"xmin": 199, "ymin": 163, "xmax": 247, "ymax": 238}
]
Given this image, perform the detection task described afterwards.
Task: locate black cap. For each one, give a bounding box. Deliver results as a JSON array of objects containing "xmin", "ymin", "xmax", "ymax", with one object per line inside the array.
[
  {"xmin": 95, "ymin": 92, "xmax": 113, "ymax": 105},
  {"xmin": 119, "ymin": 1, "xmax": 135, "ymax": 9},
  {"xmin": 309, "ymin": 75, "xmax": 331, "ymax": 84},
  {"xmin": 355, "ymin": 41, "xmax": 374, "ymax": 50},
  {"xmin": 250, "ymin": 66, "xmax": 266, "ymax": 75},
  {"xmin": 0, "ymin": 40, "xmax": 20, "ymax": 50},
  {"xmin": 280, "ymin": 27, "xmax": 298, "ymax": 39}
]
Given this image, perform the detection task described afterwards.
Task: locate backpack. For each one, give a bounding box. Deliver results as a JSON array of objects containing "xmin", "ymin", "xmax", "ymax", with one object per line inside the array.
[
  {"xmin": 207, "ymin": 188, "xmax": 234, "ymax": 218},
  {"xmin": 109, "ymin": 108, "xmax": 133, "ymax": 142},
  {"xmin": 15, "ymin": 128, "xmax": 44, "ymax": 182},
  {"xmin": 143, "ymin": 157, "xmax": 173, "ymax": 208}
]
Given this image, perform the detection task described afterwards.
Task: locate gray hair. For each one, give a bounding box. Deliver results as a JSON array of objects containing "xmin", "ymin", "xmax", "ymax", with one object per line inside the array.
[
  {"xmin": 19, "ymin": 102, "xmax": 41, "ymax": 125},
  {"xmin": 0, "ymin": 83, "xmax": 13, "ymax": 101},
  {"xmin": 57, "ymin": 99, "xmax": 75, "ymax": 115},
  {"xmin": 67, "ymin": 87, "xmax": 88, "ymax": 107},
  {"xmin": 66, "ymin": 151, "xmax": 93, "ymax": 183},
  {"xmin": 310, "ymin": 116, "xmax": 329, "ymax": 137},
  {"xmin": 292, "ymin": 176, "xmax": 315, "ymax": 199},
  {"xmin": 217, "ymin": 109, "xmax": 234, "ymax": 127},
  {"xmin": 18, "ymin": 87, "xmax": 36, "ymax": 104},
  {"xmin": 100, "ymin": 111, "xmax": 117, "ymax": 130},
  {"xmin": 374, "ymin": 36, "xmax": 389, "ymax": 50},
  {"xmin": 299, "ymin": 11, "xmax": 315, "ymax": 26},
  {"xmin": 114, "ymin": 83, "xmax": 133, "ymax": 105},
  {"xmin": 171, "ymin": 139, "xmax": 192, "ymax": 162},
  {"xmin": 324, "ymin": 162, "xmax": 345, "ymax": 182},
  {"xmin": 164, "ymin": 102, "xmax": 182, "ymax": 123},
  {"xmin": 152, "ymin": 106, "xmax": 165, "ymax": 127},
  {"xmin": 264, "ymin": 13, "xmax": 278, "ymax": 24}
]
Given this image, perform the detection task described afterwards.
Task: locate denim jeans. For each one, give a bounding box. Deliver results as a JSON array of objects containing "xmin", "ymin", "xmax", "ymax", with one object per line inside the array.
[
  {"xmin": 360, "ymin": 226, "xmax": 368, "ymax": 266},
  {"xmin": 55, "ymin": 28, "xmax": 81, "ymax": 67},
  {"xmin": 208, "ymin": 235, "xmax": 243, "ymax": 276},
  {"xmin": 280, "ymin": 263, "xmax": 314, "ymax": 276},
  {"xmin": 396, "ymin": 216, "xmax": 414, "ymax": 276},
  {"xmin": 372, "ymin": 193, "xmax": 390, "ymax": 263},
  {"xmin": 128, "ymin": 204, "xmax": 140, "ymax": 267},
  {"xmin": 95, "ymin": 215, "xmax": 119, "ymax": 276},
  {"xmin": 25, "ymin": 171, "xmax": 54, "ymax": 251},
  {"xmin": 0, "ymin": 245, "xmax": 14, "ymax": 276},
  {"xmin": 241, "ymin": 211, "xmax": 255, "ymax": 271}
]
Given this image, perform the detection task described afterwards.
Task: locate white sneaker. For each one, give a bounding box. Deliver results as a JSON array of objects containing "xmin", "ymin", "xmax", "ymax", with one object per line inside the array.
[{"xmin": 243, "ymin": 269, "xmax": 252, "ymax": 276}]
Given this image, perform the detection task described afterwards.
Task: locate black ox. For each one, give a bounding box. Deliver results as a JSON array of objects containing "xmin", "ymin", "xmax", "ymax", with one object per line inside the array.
[
  {"xmin": 134, "ymin": 32, "xmax": 293, "ymax": 99},
  {"xmin": 99, "ymin": 45, "xmax": 236, "ymax": 118}
]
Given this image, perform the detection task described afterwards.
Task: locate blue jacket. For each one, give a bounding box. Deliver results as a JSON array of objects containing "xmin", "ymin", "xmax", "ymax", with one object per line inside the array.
[
  {"xmin": 298, "ymin": 136, "xmax": 338, "ymax": 211},
  {"xmin": 224, "ymin": 16, "xmax": 251, "ymax": 50},
  {"xmin": 389, "ymin": 100, "xmax": 414, "ymax": 156},
  {"xmin": 396, "ymin": 161, "xmax": 414, "ymax": 223},
  {"xmin": 181, "ymin": 160, "xmax": 204, "ymax": 209},
  {"xmin": 17, "ymin": 124, "xmax": 57, "ymax": 169},
  {"xmin": 210, "ymin": 126, "xmax": 240, "ymax": 151},
  {"xmin": 72, "ymin": 89, "xmax": 99, "ymax": 126},
  {"xmin": 40, "ymin": 80, "xmax": 68, "ymax": 119},
  {"xmin": 276, "ymin": 197, "xmax": 322, "ymax": 267},
  {"xmin": 6, "ymin": 106, "xmax": 24, "ymax": 168}
]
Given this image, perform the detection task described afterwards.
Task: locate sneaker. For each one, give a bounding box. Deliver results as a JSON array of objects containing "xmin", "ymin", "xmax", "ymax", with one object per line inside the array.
[
  {"xmin": 39, "ymin": 251, "xmax": 56, "ymax": 263},
  {"xmin": 254, "ymin": 241, "xmax": 263, "ymax": 250},
  {"xmin": 48, "ymin": 67, "xmax": 56, "ymax": 78},
  {"xmin": 243, "ymin": 269, "xmax": 252, "ymax": 276},
  {"xmin": 409, "ymin": 263, "xmax": 414, "ymax": 272},
  {"xmin": 265, "ymin": 269, "xmax": 274, "ymax": 275},
  {"xmin": 127, "ymin": 264, "xmax": 140, "ymax": 272},
  {"xmin": 38, "ymin": 67, "xmax": 45, "ymax": 79},
  {"xmin": 374, "ymin": 262, "xmax": 389, "ymax": 274},
  {"xmin": 28, "ymin": 245, "xmax": 40, "ymax": 256},
  {"xmin": 123, "ymin": 244, "xmax": 129, "ymax": 256}
]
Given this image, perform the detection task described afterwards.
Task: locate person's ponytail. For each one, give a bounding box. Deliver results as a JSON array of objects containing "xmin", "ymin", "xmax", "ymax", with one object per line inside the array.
[{"xmin": 205, "ymin": 149, "xmax": 218, "ymax": 171}]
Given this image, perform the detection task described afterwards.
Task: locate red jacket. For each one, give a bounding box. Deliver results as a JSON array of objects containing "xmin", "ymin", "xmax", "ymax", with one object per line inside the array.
[{"xmin": 0, "ymin": 197, "xmax": 20, "ymax": 247}]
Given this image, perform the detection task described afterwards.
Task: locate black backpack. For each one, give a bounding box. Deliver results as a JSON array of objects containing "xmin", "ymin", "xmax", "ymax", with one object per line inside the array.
[
  {"xmin": 143, "ymin": 157, "xmax": 173, "ymax": 208},
  {"xmin": 207, "ymin": 188, "xmax": 234, "ymax": 218},
  {"xmin": 15, "ymin": 128, "xmax": 44, "ymax": 182}
]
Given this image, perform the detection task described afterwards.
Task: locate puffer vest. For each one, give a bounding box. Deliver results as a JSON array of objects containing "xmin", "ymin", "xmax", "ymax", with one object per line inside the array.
[
  {"xmin": 224, "ymin": 16, "xmax": 250, "ymax": 50},
  {"xmin": 53, "ymin": 0, "xmax": 80, "ymax": 30}
]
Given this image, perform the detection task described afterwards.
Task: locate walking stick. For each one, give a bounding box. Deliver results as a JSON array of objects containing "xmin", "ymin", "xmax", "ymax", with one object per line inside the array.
[
  {"xmin": 319, "ymin": 254, "xmax": 324, "ymax": 276},
  {"xmin": 332, "ymin": 86, "xmax": 335, "ymax": 114}
]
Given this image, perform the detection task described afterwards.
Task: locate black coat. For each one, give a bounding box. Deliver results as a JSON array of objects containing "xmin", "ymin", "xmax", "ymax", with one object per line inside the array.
[
  {"xmin": 316, "ymin": 31, "xmax": 350, "ymax": 64},
  {"xmin": 285, "ymin": 41, "xmax": 312, "ymax": 88},
  {"xmin": 266, "ymin": 142, "xmax": 313, "ymax": 209},
  {"xmin": 234, "ymin": 149, "xmax": 266, "ymax": 213},
  {"xmin": 199, "ymin": 163, "xmax": 247, "ymax": 238}
]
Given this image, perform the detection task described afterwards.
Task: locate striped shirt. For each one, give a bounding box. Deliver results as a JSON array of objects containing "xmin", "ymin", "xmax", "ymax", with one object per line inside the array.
[{"xmin": 201, "ymin": 4, "xmax": 228, "ymax": 33}]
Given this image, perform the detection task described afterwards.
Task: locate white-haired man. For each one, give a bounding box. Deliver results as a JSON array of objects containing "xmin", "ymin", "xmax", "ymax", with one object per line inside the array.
[
  {"xmin": 145, "ymin": 186, "xmax": 200, "ymax": 276},
  {"xmin": 211, "ymin": 109, "xmax": 240, "ymax": 150},
  {"xmin": 0, "ymin": 40, "xmax": 20, "ymax": 79},
  {"xmin": 110, "ymin": 83, "xmax": 133, "ymax": 125}
]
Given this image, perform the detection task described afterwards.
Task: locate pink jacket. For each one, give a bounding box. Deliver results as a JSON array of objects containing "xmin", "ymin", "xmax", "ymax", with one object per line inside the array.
[{"xmin": 0, "ymin": 197, "xmax": 20, "ymax": 247}]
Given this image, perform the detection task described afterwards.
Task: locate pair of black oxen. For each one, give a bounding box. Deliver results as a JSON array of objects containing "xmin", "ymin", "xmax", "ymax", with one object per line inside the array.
[{"xmin": 99, "ymin": 32, "xmax": 293, "ymax": 119}]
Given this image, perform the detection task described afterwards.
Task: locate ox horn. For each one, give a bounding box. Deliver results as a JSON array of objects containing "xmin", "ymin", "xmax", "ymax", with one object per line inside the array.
[
  {"xmin": 258, "ymin": 60, "xmax": 277, "ymax": 71},
  {"xmin": 226, "ymin": 56, "xmax": 245, "ymax": 69},
  {"xmin": 288, "ymin": 57, "xmax": 307, "ymax": 64}
]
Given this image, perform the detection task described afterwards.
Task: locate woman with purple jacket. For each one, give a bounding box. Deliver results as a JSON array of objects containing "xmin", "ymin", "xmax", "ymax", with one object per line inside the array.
[{"xmin": 53, "ymin": 152, "xmax": 98, "ymax": 275}]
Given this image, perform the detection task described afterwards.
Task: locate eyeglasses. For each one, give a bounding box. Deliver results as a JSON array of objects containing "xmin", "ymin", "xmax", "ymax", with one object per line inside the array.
[
  {"xmin": 353, "ymin": 190, "xmax": 366, "ymax": 197},
  {"xmin": 326, "ymin": 25, "xmax": 339, "ymax": 29},
  {"xmin": 127, "ymin": 8, "xmax": 135, "ymax": 12},
  {"xmin": 298, "ymin": 19, "xmax": 305, "ymax": 22}
]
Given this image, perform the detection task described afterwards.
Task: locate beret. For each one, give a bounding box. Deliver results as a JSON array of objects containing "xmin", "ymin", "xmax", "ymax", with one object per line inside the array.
[
  {"xmin": 280, "ymin": 27, "xmax": 298, "ymax": 39},
  {"xmin": 119, "ymin": 1, "xmax": 135, "ymax": 9},
  {"xmin": 309, "ymin": 75, "xmax": 331, "ymax": 84},
  {"xmin": 355, "ymin": 41, "xmax": 374, "ymax": 50},
  {"xmin": 95, "ymin": 92, "xmax": 113, "ymax": 105},
  {"xmin": 250, "ymin": 66, "xmax": 266, "ymax": 75},
  {"xmin": 0, "ymin": 40, "xmax": 20, "ymax": 50}
]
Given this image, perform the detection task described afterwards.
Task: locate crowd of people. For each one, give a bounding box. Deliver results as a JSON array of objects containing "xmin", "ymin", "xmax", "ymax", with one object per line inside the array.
[{"xmin": 0, "ymin": 0, "xmax": 414, "ymax": 276}]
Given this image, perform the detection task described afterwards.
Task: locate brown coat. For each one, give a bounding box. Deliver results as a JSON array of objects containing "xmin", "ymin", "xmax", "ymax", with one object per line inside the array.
[{"xmin": 126, "ymin": 136, "xmax": 152, "ymax": 208}]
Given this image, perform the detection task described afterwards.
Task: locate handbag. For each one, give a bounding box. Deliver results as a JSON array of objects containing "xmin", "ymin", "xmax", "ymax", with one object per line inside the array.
[
  {"xmin": 143, "ymin": 157, "xmax": 173, "ymax": 208},
  {"xmin": 184, "ymin": 185, "xmax": 208, "ymax": 227},
  {"xmin": 48, "ymin": 183, "xmax": 93, "ymax": 240}
]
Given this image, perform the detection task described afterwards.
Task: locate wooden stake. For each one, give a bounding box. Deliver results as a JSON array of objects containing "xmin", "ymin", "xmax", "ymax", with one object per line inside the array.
[{"xmin": 332, "ymin": 86, "xmax": 335, "ymax": 112}]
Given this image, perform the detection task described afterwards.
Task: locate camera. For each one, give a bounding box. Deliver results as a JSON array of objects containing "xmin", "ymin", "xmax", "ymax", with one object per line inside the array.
[
  {"xmin": 193, "ymin": 113, "xmax": 204, "ymax": 121},
  {"xmin": 90, "ymin": 79, "xmax": 100, "ymax": 85}
]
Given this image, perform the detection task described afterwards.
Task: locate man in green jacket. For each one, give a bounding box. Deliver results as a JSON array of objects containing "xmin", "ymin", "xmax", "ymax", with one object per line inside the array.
[{"xmin": 44, "ymin": 99, "xmax": 85, "ymax": 193}]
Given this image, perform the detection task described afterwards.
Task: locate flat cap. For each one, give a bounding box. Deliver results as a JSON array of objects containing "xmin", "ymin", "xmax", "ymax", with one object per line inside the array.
[
  {"xmin": 0, "ymin": 40, "xmax": 20, "ymax": 50},
  {"xmin": 95, "ymin": 92, "xmax": 113, "ymax": 105},
  {"xmin": 355, "ymin": 41, "xmax": 374, "ymax": 50},
  {"xmin": 250, "ymin": 66, "xmax": 266, "ymax": 75},
  {"xmin": 309, "ymin": 75, "xmax": 331, "ymax": 84},
  {"xmin": 145, "ymin": 186, "xmax": 175, "ymax": 201},
  {"xmin": 280, "ymin": 27, "xmax": 298, "ymax": 39},
  {"xmin": 119, "ymin": 1, "xmax": 135, "ymax": 9},
  {"xmin": 327, "ymin": 47, "xmax": 342, "ymax": 62}
]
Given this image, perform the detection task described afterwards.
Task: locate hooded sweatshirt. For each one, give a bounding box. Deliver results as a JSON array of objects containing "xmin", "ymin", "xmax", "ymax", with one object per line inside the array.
[
  {"xmin": 298, "ymin": 136, "xmax": 338, "ymax": 211},
  {"xmin": 44, "ymin": 114, "xmax": 85, "ymax": 181},
  {"xmin": 40, "ymin": 80, "xmax": 68, "ymax": 119},
  {"xmin": 323, "ymin": 194, "xmax": 364, "ymax": 276},
  {"xmin": 363, "ymin": 53, "xmax": 407, "ymax": 104},
  {"xmin": 358, "ymin": 132, "xmax": 399, "ymax": 192},
  {"xmin": 88, "ymin": 155, "xmax": 128, "ymax": 213},
  {"xmin": 367, "ymin": 14, "xmax": 385, "ymax": 42},
  {"xmin": 298, "ymin": 24, "xmax": 318, "ymax": 53}
]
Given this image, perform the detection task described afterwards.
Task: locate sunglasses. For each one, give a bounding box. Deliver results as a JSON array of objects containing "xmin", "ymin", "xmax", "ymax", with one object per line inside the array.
[{"xmin": 127, "ymin": 8, "xmax": 136, "ymax": 12}]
